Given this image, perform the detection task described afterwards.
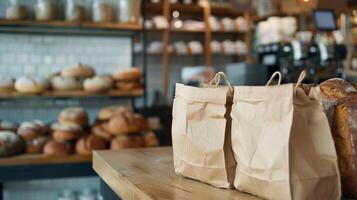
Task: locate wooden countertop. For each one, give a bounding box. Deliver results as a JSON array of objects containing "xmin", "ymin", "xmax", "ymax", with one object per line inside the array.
[
  {"xmin": 0, "ymin": 154, "xmax": 91, "ymax": 166},
  {"xmin": 93, "ymin": 147, "xmax": 260, "ymax": 200}
]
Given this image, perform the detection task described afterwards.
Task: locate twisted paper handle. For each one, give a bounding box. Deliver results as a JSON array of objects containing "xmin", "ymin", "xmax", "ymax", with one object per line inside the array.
[
  {"xmin": 266, "ymin": 71, "xmax": 282, "ymax": 86},
  {"xmin": 207, "ymin": 72, "xmax": 233, "ymax": 91}
]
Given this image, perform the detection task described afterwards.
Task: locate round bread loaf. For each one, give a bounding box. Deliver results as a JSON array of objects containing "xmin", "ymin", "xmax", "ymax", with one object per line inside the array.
[
  {"xmin": 17, "ymin": 121, "xmax": 45, "ymax": 141},
  {"xmin": 51, "ymin": 122, "xmax": 83, "ymax": 142},
  {"xmin": 43, "ymin": 140, "xmax": 71, "ymax": 156},
  {"xmin": 112, "ymin": 68, "xmax": 142, "ymax": 82},
  {"xmin": 319, "ymin": 78, "xmax": 357, "ymax": 99},
  {"xmin": 110, "ymin": 135, "xmax": 132, "ymax": 150},
  {"xmin": 115, "ymin": 81, "xmax": 141, "ymax": 91},
  {"xmin": 92, "ymin": 124, "xmax": 113, "ymax": 141},
  {"xmin": 108, "ymin": 112, "xmax": 140, "ymax": 135},
  {"xmin": 83, "ymin": 75, "xmax": 113, "ymax": 93},
  {"xmin": 61, "ymin": 63, "xmax": 95, "ymax": 78},
  {"xmin": 0, "ymin": 131, "xmax": 25, "ymax": 157},
  {"xmin": 75, "ymin": 134, "xmax": 107, "ymax": 155},
  {"xmin": 26, "ymin": 136, "xmax": 49, "ymax": 154},
  {"xmin": 0, "ymin": 77, "xmax": 14, "ymax": 93},
  {"xmin": 97, "ymin": 106, "xmax": 130, "ymax": 121},
  {"xmin": 51, "ymin": 76, "xmax": 82, "ymax": 91},
  {"xmin": 15, "ymin": 76, "xmax": 47, "ymax": 94},
  {"xmin": 58, "ymin": 107, "xmax": 88, "ymax": 126}
]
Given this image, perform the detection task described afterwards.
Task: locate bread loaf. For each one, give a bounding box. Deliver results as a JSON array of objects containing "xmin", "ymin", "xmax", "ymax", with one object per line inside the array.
[
  {"xmin": 51, "ymin": 76, "xmax": 82, "ymax": 91},
  {"xmin": 112, "ymin": 68, "xmax": 142, "ymax": 82},
  {"xmin": 0, "ymin": 131, "xmax": 25, "ymax": 157},
  {"xmin": 58, "ymin": 107, "xmax": 88, "ymax": 127},
  {"xmin": 61, "ymin": 63, "xmax": 95, "ymax": 78},
  {"xmin": 83, "ymin": 75, "xmax": 113, "ymax": 93},
  {"xmin": 332, "ymin": 95, "xmax": 357, "ymax": 197}
]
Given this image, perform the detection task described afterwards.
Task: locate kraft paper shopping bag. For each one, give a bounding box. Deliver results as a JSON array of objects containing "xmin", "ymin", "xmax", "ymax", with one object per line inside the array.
[
  {"xmin": 231, "ymin": 71, "xmax": 341, "ymax": 199},
  {"xmin": 172, "ymin": 72, "xmax": 236, "ymax": 188}
]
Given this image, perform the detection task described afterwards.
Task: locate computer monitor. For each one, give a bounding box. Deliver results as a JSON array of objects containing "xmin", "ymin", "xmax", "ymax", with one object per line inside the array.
[{"xmin": 313, "ymin": 9, "xmax": 337, "ymax": 31}]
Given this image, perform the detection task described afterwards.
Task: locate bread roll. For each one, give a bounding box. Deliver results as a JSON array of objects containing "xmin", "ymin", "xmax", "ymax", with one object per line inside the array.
[
  {"xmin": 115, "ymin": 81, "xmax": 141, "ymax": 91},
  {"xmin": 15, "ymin": 76, "xmax": 48, "ymax": 94},
  {"xmin": 43, "ymin": 140, "xmax": 72, "ymax": 156},
  {"xmin": 112, "ymin": 68, "xmax": 142, "ymax": 82},
  {"xmin": 75, "ymin": 134, "xmax": 107, "ymax": 155},
  {"xmin": 92, "ymin": 124, "xmax": 113, "ymax": 141},
  {"xmin": 108, "ymin": 112, "xmax": 143, "ymax": 135},
  {"xmin": 98, "ymin": 106, "xmax": 130, "ymax": 121},
  {"xmin": 51, "ymin": 123, "xmax": 83, "ymax": 142},
  {"xmin": 110, "ymin": 135, "xmax": 132, "ymax": 150},
  {"xmin": 0, "ymin": 131, "xmax": 25, "ymax": 157},
  {"xmin": 58, "ymin": 107, "xmax": 88, "ymax": 127},
  {"xmin": 17, "ymin": 121, "xmax": 45, "ymax": 141},
  {"xmin": 61, "ymin": 63, "xmax": 95, "ymax": 78},
  {"xmin": 51, "ymin": 76, "xmax": 82, "ymax": 91},
  {"xmin": 83, "ymin": 75, "xmax": 113, "ymax": 93},
  {"xmin": 26, "ymin": 136, "xmax": 49, "ymax": 154}
]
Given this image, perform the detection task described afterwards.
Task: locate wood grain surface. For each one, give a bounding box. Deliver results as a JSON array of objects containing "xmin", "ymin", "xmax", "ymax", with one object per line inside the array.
[
  {"xmin": 93, "ymin": 147, "xmax": 261, "ymax": 200},
  {"xmin": 0, "ymin": 154, "xmax": 91, "ymax": 166}
]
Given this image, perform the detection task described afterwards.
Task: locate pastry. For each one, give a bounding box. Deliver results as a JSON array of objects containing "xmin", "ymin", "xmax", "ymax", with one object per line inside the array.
[
  {"xmin": 51, "ymin": 123, "xmax": 83, "ymax": 142},
  {"xmin": 332, "ymin": 95, "xmax": 357, "ymax": 197},
  {"xmin": 26, "ymin": 136, "xmax": 49, "ymax": 154},
  {"xmin": 115, "ymin": 81, "xmax": 141, "ymax": 91},
  {"xmin": 61, "ymin": 63, "xmax": 95, "ymax": 78},
  {"xmin": 97, "ymin": 106, "xmax": 130, "ymax": 121},
  {"xmin": 142, "ymin": 131, "xmax": 159, "ymax": 147},
  {"xmin": 43, "ymin": 140, "xmax": 72, "ymax": 156},
  {"xmin": 14, "ymin": 76, "xmax": 47, "ymax": 94},
  {"xmin": 75, "ymin": 134, "xmax": 107, "ymax": 155},
  {"xmin": 0, "ymin": 77, "xmax": 14, "ymax": 93},
  {"xmin": 17, "ymin": 121, "xmax": 45, "ymax": 141},
  {"xmin": 58, "ymin": 107, "xmax": 88, "ymax": 127},
  {"xmin": 91, "ymin": 124, "xmax": 113, "ymax": 141},
  {"xmin": 83, "ymin": 75, "xmax": 113, "ymax": 93},
  {"xmin": 0, "ymin": 120, "xmax": 18, "ymax": 132},
  {"xmin": 108, "ymin": 112, "xmax": 147, "ymax": 135},
  {"xmin": 112, "ymin": 68, "xmax": 142, "ymax": 82},
  {"xmin": 0, "ymin": 131, "xmax": 25, "ymax": 157},
  {"xmin": 51, "ymin": 76, "xmax": 82, "ymax": 91}
]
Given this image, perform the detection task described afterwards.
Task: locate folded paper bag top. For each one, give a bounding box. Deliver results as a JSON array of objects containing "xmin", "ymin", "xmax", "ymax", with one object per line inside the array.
[
  {"xmin": 231, "ymin": 71, "xmax": 341, "ymax": 200},
  {"xmin": 172, "ymin": 72, "xmax": 236, "ymax": 189}
]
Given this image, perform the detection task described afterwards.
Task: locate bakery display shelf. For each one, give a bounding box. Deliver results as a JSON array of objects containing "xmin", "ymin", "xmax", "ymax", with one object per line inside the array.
[
  {"xmin": 0, "ymin": 154, "xmax": 91, "ymax": 166},
  {"xmin": 138, "ymin": 52, "xmax": 246, "ymax": 57},
  {"xmin": 210, "ymin": 3, "xmax": 245, "ymax": 17},
  {"xmin": 0, "ymin": 89, "xmax": 143, "ymax": 99},
  {"xmin": 0, "ymin": 19, "xmax": 142, "ymax": 35},
  {"xmin": 145, "ymin": 2, "xmax": 203, "ymax": 14}
]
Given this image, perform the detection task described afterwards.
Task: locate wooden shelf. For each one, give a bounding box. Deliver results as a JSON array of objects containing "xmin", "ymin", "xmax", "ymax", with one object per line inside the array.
[
  {"xmin": 0, "ymin": 154, "xmax": 91, "ymax": 166},
  {"xmin": 0, "ymin": 19, "xmax": 142, "ymax": 31},
  {"xmin": 0, "ymin": 89, "xmax": 143, "ymax": 99}
]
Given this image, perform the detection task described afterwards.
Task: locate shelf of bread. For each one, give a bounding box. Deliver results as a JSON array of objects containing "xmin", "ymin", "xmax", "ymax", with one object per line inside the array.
[
  {"xmin": 0, "ymin": 154, "xmax": 91, "ymax": 166},
  {"xmin": 0, "ymin": 106, "xmax": 160, "ymax": 161},
  {"xmin": 0, "ymin": 89, "xmax": 143, "ymax": 99},
  {"xmin": 0, "ymin": 19, "xmax": 142, "ymax": 31}
]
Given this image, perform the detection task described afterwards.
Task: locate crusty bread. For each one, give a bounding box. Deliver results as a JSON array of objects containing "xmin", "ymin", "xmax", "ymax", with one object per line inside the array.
[
  {"xmin": 83, "ymin": 75, "xmax": 113, "ymax": 93},
  {"xmin": 91, "ymin": 124, "xmax": 113, "ymax": 141},
  {"xmin": 58, "ymin": 107, "xmax": 88, "ymax": 127},
  {"xmin": 108, "ymin": 112, "xmax": 148, "ymax": 135},
  {"xmin": 15, "ymin": 76, "xmax": 48, "ymax": 94},
  {"xmin": 97, "ymin": 106, "xmax": 130, "ymax": 121},
  {"xmin": 43, "ymin": 140, "xmax": 72, "ymax": 156},
  {"xmin": 0, "ymin": 131, "xmax": 25, "ymax": 157},
  {"xmin": 115, "ymin": 81, "xmax": 141, "ymax": 91},
  {"xmin": 51, "ymin": 76, "xmax": 82, "ymax": 91},
  {"xmin": 332, "ymin": 95, "xmax": 357, "ymax": 197},
  {"xmin": 61, "ymin": 63, "xmax": 95, "ymax": 78},
  {"xmin": 112, "ymin": 68, "xmax": 142, "ymax": 82},
  {"xmin": 75, "ymin": 134, "xmax": 107, "ymax": 155},
  {"xmin": 320, "ymin": 78, "xmax": 356, "ymax": 99}
]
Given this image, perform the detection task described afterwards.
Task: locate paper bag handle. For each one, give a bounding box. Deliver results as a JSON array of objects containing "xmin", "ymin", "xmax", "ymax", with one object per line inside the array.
[
  {"xmin": 294, "ymin": 70, "xmax": 306, "ymax": 93},
  {"xmin": 266, "ymin": 71, "xmax": 282, "ymax": 86},
  {"xmin": 207, "ymin": 72, "xmax": 233, "ymax": 91}
]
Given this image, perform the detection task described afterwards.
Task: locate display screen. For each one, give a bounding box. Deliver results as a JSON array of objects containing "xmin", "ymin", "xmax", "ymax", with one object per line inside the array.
[{"xmin": 313, "ymin": 9, "xmax": 337, "ymax": 31}]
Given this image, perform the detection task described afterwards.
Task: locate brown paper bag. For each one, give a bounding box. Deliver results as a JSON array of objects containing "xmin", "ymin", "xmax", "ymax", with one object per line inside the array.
[
  {"xmin": 172, "ymin": 72, "xmax": 236, "ymax": 188},
  {"xmin": 231, "ymin": 72, "xmax": 341, "ymax": 199}
]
